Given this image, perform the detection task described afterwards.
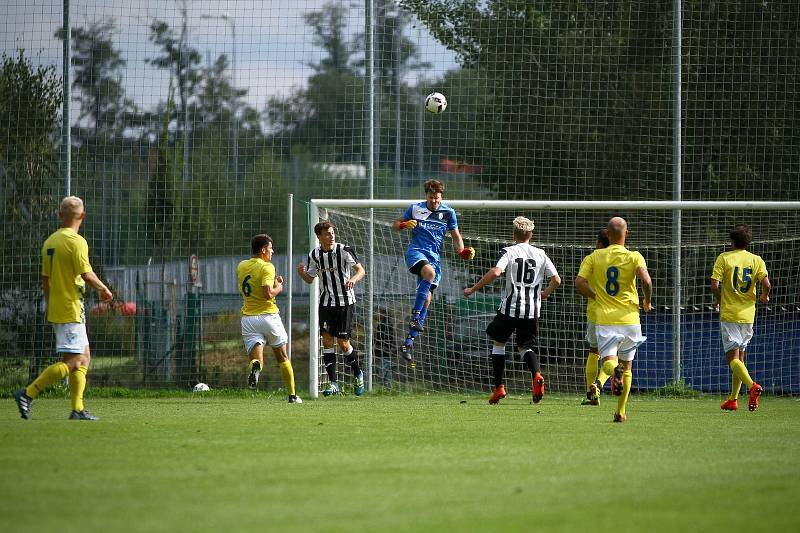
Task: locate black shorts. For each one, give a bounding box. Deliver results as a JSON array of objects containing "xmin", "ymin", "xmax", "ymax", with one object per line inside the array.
[
  {"xmin": 486, "ymin": 312, "xmax": 538, "ymax": 351},
  {"xmin": 319, "ymin": 304, "xmax": 355, "ymax": 339}
]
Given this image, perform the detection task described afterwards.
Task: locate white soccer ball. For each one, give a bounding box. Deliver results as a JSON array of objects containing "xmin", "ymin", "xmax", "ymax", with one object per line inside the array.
[
  {"xmin": 193, "ymin": 382, "xmax": 210, "ymax": 392},
  {"xmin": 425, "ymin": 92, "xmax": 447, "ymax": 114}
]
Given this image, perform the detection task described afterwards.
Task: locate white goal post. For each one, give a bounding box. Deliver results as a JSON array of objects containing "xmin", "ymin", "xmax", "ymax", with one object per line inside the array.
[{"xmin": 306, "ymin": 199, "xmax": 800, "ymax": 398}]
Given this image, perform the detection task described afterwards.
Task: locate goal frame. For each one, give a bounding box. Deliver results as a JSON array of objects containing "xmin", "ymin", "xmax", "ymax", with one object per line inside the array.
[{"xmin": 306, "ymin": 199, "xmax": 800, "ymax": 398}]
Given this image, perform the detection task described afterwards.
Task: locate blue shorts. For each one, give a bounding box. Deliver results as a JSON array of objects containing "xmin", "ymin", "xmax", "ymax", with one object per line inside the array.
[{"xmin": 405, "ymin": 248, "xmax": 441, "ymax": 287}]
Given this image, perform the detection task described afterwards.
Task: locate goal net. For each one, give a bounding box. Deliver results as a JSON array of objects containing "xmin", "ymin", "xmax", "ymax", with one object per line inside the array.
[{"xmin": 308, "ymin": 200, "xmax": 800, "ymax": 398}]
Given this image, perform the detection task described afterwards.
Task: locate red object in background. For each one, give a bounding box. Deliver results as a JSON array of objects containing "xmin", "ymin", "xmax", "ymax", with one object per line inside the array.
[
  {"xmin": 440, "ymin": 158, "xmax": 484, "ymax": 174},
  {"xmin": 90, "ymin": 301, "xmax": 137, "ymax": 316}
]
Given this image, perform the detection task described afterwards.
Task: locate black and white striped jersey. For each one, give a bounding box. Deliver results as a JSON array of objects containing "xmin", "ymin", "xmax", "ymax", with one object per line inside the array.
[
  {"xmin": 495, "ymin": 243, "xmax": 558, "ymax": 319},
  {"xmin": 305, "ymin": 243, "xmax": 360, "ymax": 306}
]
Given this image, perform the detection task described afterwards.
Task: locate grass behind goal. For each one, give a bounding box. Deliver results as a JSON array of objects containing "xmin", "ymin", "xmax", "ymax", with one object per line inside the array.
[{"xmin": 1, "ymin": 394, "xmax": 797, "ymax": 533}]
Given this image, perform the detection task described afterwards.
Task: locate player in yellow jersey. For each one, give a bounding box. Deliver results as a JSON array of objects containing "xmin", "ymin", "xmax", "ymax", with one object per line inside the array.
[
  {"xmin": 575, "ymin": 217, "xmax": 652, "ymax": 423},
  {"xmin": 237, "ymin": 234, "xmax": 301, "ymax": 403},
  {"xmin": 580, "ymin": 228, "xmax": 609, "ymax": 406},
  {"xmin": 13, "ymin": 196, "xmax": 113, "ymax": 420},
  {"xmin": 710, "ymin": 224, "xmax": 770, "ymax": 412}
]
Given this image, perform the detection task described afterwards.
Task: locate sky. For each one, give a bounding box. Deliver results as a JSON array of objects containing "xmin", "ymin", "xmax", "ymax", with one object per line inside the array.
[{"xmin": 1, "ymin": 0, "xmax": 457, "ymax": 113}]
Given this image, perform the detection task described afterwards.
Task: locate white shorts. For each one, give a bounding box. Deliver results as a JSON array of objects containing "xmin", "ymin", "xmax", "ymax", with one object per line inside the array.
[
  {"xmin": 241, "ymin": 314, "xmax": 288, "ymax": 354},
  {"xmin": 720, "ymin": 322, "xmax": 754, "ymax": 353},
  {"xmin": 585, "ymin": 321, "xmax": 598, "ymax": 349},
  {"xmin": 595, "ymin": 325, "xmax": 647, "ymax": 361},
  {"xmin": 53, "ymin": 323, "xmax": 89, "ymax": 354}
]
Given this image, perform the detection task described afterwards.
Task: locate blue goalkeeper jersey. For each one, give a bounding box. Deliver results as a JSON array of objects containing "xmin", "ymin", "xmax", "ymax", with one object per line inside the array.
[{"xmin": 402, "ymin": 201, "xmax": 458, "ymax": 262}]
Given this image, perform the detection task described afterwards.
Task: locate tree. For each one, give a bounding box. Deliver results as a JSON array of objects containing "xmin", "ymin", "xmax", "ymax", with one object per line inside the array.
[
  {"xmin": 55, "ymin": 19, "xmax": 136, "ymax": 145},
  {"xmin": 0, "ymin": 50, "xmax": 62, "ymax": 359}
]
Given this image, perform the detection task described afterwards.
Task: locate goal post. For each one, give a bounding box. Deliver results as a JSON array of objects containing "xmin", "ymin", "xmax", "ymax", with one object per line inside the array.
[{"xmin": 306, "ymin": 199, "xmax": 800, "ymax": 398}]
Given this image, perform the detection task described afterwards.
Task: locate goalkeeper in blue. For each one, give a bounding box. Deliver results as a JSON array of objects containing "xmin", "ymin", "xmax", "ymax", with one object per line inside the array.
[{"xmin": 393, "ymin": 179, "xmax": 475, "ymax": 361}]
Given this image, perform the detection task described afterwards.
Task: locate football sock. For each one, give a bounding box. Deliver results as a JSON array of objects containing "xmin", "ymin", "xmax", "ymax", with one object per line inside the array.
[
  {"xmin": 279, "ymin": 360, "xmax": 296, "ymax": 396},
  {"xmin": 521, "ymin": 349, "xmax": 541, "ymax": 376},
  {"xmin": 69, "ymin": 366, "xmax": 88, "ymax": 412},
  {"xmin": 344, "ymin": 347, "xmax": 361, "ymax": 376},
  {"xmin": 323, "ymin": 349, "xmax": 337, "ymax": 382},
  {"xmin": 249, "ymin": 359, "xmax": 261, "ymax": 371},
  {"xmin": 617, "ymin": 369, "xmax": 633, "ymax": 416},
  {"xmin": 25, "ymin": 361, "xmax": 69, "ymax": 398},
  {"xmin": 491, "ymin": 346, "xmax": 505, "ymax": 387},
  {"xmin": 417, "ymin": 306, "xmax": 429, "ymax": 326},
  {"xmin": 598, "ymin": 358, "xmax": 617, "ymax": 387},
  {"xmin": 729, "ymin": 359, "xmax": 754, "ymax": 390},
  {"xmin": 413, "ymin": 279, "xmax": 433, "ymax": 313},
  {"xmin": 729, "ymin": 374, "xmax": 743, "ymax": 401},
  {"xmin": 585, "ymin": 351, "xmax": 600, "ymax": 390}
]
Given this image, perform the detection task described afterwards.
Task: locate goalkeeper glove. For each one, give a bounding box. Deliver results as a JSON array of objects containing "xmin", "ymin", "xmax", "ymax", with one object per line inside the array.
[
  {"xmin": 399, "ymin": 220, "xmax": 417, "ymax": 230},
  {"xmin": 459, "ymin": 247, "xmax": 476, "ymax": 260}
]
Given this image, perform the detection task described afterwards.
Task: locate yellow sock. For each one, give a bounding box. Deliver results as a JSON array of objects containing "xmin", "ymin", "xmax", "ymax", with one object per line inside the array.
[
  {"xmin": 729, "ymin": 374, "xmax": 743, "ymax": 401},
  {"xmin": 26, "ymin": 362, "xmax": 69, "ymax": 398},
  {"xmin": 729, "ymin": 359, "xmax": 754, "ymax": 390},
  {"xmin": 279, "ymin": 360, "xmax": 296, "ymax": 396},
  {"xmin": 617, "ymin": 369, "xmax": 633, "ymax": 416},
  {"xmin": 69, "ymin": 366, "xmax": 88, "ymax": 412},
  {"xmin": 585, "ymin": 352, "xmax": 600, "ymax": 390},
  {"xmin": 597, "ymin": 359, "xmax": 616, "ymax": 387}
]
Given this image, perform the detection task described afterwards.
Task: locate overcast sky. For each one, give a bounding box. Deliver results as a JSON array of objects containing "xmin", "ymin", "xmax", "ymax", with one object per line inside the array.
[{"xmin": 1, "ymin": 0, "xmax": 457, "ymax": 112}]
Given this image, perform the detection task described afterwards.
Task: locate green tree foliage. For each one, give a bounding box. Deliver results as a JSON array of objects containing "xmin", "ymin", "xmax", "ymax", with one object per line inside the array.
[
  {"xmin": 0, "ymin": 50, "xmax": 62, "ymax": 356},
  {"xmin": 402, "ymin": 0, "xmax": 800, "ymax": 200},
  {"xmin": 55, "ymin": 19, "xmax": 136, "ymax": 144}
]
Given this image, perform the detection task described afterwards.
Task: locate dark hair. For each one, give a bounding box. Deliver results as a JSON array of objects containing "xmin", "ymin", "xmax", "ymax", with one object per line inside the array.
[
  {"xmin": 314, "ymin": 220, "xmax": 334, "ymax": 236},
  {"xmin": 424, "ymin": 179, "xmax": 444, "ymax": 194},
  {"xmin": 596, "ymin": 228, "xmax": 610, "ymax": 248},
  {"xmin": 251, "ymin": 234, "xmax": 273, "ymax": 255},
  {"xmin": 730, "ymin": 224, "xmax": 752, "ymax": 249}
]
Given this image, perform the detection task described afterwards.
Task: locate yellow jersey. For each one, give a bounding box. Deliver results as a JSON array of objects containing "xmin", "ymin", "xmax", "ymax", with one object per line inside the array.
[
  {"xmin": 41, "ymin": 228, "xmax": 93, "ymax": 323},
  {"xmin": 577, "ymin": 244, "xmax": 647, "ymax": 326},
  {"xmin": 579, "ymin": 254, "xmax": 598, "ymax": 323},
  {"xmin": 711, "ymin": 249, "xmax": 768, "ymax": 324},
  {"xmin": 237, "ymin": 258, "xmax": 279, "ymax": 315}
]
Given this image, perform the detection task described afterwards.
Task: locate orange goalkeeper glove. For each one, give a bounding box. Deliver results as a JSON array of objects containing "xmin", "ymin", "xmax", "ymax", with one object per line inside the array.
[
  {"xmin": 399, "ymin": 220, "xmax": 417, "ymax": 230},
  {"xmin": 458, "ymin": 247, "xmax": 476, "ymax": 260}
]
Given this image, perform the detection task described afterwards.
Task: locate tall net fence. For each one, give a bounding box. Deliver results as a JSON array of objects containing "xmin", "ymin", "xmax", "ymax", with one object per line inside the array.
[
  {"xmin": 1, "ymin": 1, "xmax": 798, "ymax": 392},
  {"xmin": 318, "ymin": 204, "xmax": 800, "ymax": 396}
]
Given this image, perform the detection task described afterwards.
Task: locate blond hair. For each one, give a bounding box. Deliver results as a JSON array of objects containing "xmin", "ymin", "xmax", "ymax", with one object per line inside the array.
[
  {"xmin": 59, "ymin": 196, "xmax": 84, "ymax": 220},
  {"xmin": 513, "ymin": 216, "xmax": 534, "ymax": 233}
]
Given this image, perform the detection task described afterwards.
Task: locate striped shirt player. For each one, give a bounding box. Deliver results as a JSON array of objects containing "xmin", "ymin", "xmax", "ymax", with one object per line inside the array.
[
  {"xmin": 298, "ymin": 221, "xmax": 366, "ymax": 396},
  {"xmin": 305, "ymin": 242, "xmax": 359, "ymax": 307},
  {"xmin": 463, "ymin": 217, "xmax": 561, "ymax": 405},
  {"xmin": 710, "ymin": 223, "xmax": 771, "ymax": 412}
]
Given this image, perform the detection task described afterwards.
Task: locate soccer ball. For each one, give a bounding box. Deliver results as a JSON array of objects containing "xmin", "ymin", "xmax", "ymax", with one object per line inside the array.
[
  {"xmin": 193, "ymin": 382, "xmax": 210, "ymax": 392},
  {"xmin": 425, "ymin": 92, "xmax": 447, "ymax": 114}
]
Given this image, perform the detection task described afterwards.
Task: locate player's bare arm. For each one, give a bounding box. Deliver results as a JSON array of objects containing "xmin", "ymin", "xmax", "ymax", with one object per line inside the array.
[
  {"xmin": 710, "ymin": 278, "xmax": 722, "ymax": 310},
  {"xmin": 637, "ymin": 266, "xmax": 653, "ymax": 312},
  {"xmin": 82, "ymin": 271, "xmax": 113, "ymax": 302},
  {"xmin": 759, "ymin": 276, "xmax": 771, "ymax": 303},
  {"xmin": 450, "ymin": 228, "xmax": 475, "ymax": 260},
  {"xmin": 297, "ymin": 263, "xmax": 315, "ymax": 284},
  {"xmin": 464, "ymin": 266, "xmax": 502, "ymax": 297},
  {"xmin": 346, "ymin": 263, "xmax": 366, "ymax": 290},
  {"xmin": 41, "ymin": 276, "xmax": 50, "ymax": 302},
  {"xmin": 575, "ymin": 275, "xmax": 596, "ymax": 300},
  {"xmin": 264, "ymin": 275, "xmax": 283, "ymax": 299},
  {"xmin": 541, "ymin": 274, "xmax": 562, "ymax": 300}
]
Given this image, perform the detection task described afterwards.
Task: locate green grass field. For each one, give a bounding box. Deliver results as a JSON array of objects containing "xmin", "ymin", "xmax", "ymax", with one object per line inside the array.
[{"xmin": 1, "ymin": 391, "xmax": 798, "ymax": 533}]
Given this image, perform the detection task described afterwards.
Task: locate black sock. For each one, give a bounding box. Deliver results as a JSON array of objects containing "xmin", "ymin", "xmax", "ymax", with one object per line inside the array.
[
  {"xmin": 491, "ymin": 353, "xmax": 506, "ymax": 388},
  {"xmin": 345, "ymin": 349, "xmax": 361, "ymax": 376},
  {"xmin": 522, "ymin": 350, "xmax": 541, "ymax": 376},
  {"xmin": 323, "ymin": 351, "xmax": 337, "ymax": 382}
]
